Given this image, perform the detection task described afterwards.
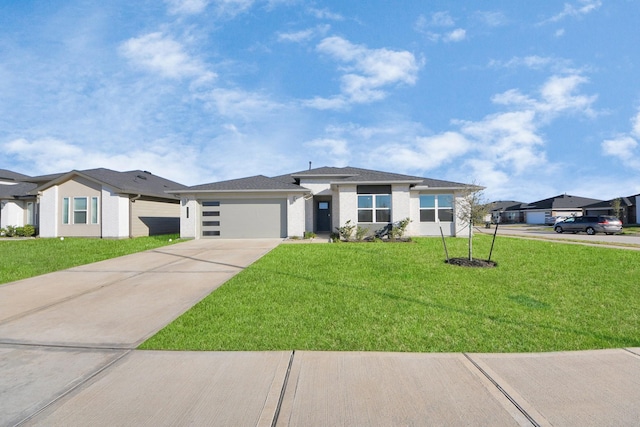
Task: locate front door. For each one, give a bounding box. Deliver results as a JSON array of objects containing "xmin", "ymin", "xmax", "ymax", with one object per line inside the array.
[{"xmin": 316, "ymin": 200, "xmax": 331, "ymax": 232}]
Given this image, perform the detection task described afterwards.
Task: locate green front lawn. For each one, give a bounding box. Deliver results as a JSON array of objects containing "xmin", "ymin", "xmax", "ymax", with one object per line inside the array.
[
  {"xmin": 0, "ymin": 234, "xmax": 180, "ymax": 285},
  {"xmin": 141, "ymin": 236, "xmax": 640, "ymax": 353}
]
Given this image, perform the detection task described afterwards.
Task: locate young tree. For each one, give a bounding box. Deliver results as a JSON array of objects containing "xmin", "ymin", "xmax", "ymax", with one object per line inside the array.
[
  {"xmin": 611, "ymin": 197, "xmax": 622, "ymax": 220},
  {"xmin": 456, "ymin": 184, "xmax": 488, "ymax": 260}
]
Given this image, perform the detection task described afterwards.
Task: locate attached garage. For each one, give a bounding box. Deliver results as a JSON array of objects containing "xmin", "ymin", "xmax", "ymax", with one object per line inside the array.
[
  {"xmin": 526, "ymin": 211, "xmax": 548, "ymax": 224},
  {"xmin": 201, "ymin": 199, "xmax": 287, "ymax": 238}
]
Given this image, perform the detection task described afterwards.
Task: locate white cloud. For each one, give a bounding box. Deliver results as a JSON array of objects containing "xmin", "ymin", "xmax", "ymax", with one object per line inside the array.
[
  {"xmin": 165, "ymin": 0, "xmax": 209, "ymax": 15},
  {"xmin": 308, "ymin": 36, "xmax": 421, "ymax": 108},
  {"xmin": 428, "ymin": 11, "xmax": 455, "ymax": 27},
  {"xmin": 2, "ymin": 137, "xmax": 203, "ymax": 185},
  {"xmin": 632, "ymin": 111, "xmax": 640, "ymax": 138},
  {"xmin": 475, "ymin": 11, "xmax": 508, "ymax": 27},
  {"xmin": 278, "ymin": 25, "xmax": 330, "ymax": 43},
  {"xmin": 212, "ymin": 0, "xmax": 256, "ymax": 17},
  {"xmin": 371, "ymin": 132, "xmax": 471, "ymax": 170},
  {"xmin": 119, "ymin": 32, "xmax": 216, "ymax": 82},
  {"xmin": 601, "ymin": 110, "xmax": 640, "ymax": 170},
  {"xmin": 304, "ymin": 138, "xmax": 350, "ymax": 165},
  {"xmin": 308, "ymin": 7, "xmax": 344, "ymax": 21},
  {"xmin": 201, "ymin": 88, "xmax": 283, "ymax": 119},
  {"xmin": 542, "ymin": 0, "xmax": 602, "ymax": 24},
  {"xmin": 443, "ymin": 28, "xmax": 466, "ymax": 43},
  {"xmin": 491, "ymin": 74, "xmax": 597, "ymax": 119}
]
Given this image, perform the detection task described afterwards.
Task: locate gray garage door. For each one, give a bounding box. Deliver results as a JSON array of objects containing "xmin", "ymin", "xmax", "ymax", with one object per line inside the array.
[{"xmin": 201, "ymin": 199, "xmax": 287, "ymax": 238}]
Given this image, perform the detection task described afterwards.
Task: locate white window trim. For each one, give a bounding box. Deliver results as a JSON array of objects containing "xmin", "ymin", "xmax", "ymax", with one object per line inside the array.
[
  {"xmin": 357, "ymin": 194, "xmax": 391, "ymax": 223},
  {"xmin": 420, "ymin": 194, "xmax": 454, "ymax": 223}
]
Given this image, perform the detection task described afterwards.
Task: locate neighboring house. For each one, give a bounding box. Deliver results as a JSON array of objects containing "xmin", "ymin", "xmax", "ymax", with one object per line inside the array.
[
  {"xmin": 32, "ymin": 168, "xmax": 187, "ymax": 238},
  {"xmin": 487, "ymin": 201, "xmax": 526, "ymax": 224},
  {"xmin": 0, "ymin": 169, "xmax": 38, "ymax": 229},
  {"xmin": 169, "ymin": 166, "xmax": 477, "ymax": 239},
  {"xmin": 519, "ymin": 194, "xmax": 604, "ymax": 225},
  {"xmin": 583, "ymin": 195, "xmax": 639, "ymax": 224},
  {"xmin": 2, "ymin": 168, "xmax": 186, "ymax": 238}
]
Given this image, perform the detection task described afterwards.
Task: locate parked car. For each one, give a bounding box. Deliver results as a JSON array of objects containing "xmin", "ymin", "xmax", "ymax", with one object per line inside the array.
[
  {"xmin": 545, "ymin": 216, "xmax": 567, "ymax": 225},
  {"xmin": 553, "ymin": 216, "xmax": 622, "ymax": 235}
]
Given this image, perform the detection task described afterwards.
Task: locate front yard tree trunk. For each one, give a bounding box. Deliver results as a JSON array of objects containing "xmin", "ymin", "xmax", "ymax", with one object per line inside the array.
[{"xmin": 468, "ymin": 213, "xmax": 473, "ymax": 260}]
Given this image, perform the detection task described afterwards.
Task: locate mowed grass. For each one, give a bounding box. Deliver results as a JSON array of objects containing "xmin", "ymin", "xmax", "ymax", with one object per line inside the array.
[
  {"xmin": 141, "ymin": 235, "xmax": 640, "ymax": 353},
  {"xmin": 0, "ymin": 234, "xmax": 180, "ymax": 285}
]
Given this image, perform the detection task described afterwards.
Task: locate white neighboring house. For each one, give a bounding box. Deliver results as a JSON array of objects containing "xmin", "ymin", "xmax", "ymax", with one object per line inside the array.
[
  {"xmin": 169, "ymin": 166, "xmax": 479, "ymax": 239},
  {"xmin": 2, "ymin": 168, "xmax": 187, "ymax": 238},
  {"xmin": 0, "ymin": 169, "xmax": 38, "ymax": 230}
]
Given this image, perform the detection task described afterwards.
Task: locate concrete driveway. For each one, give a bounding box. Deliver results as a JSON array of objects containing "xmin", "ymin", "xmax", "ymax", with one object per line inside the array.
[{"xmin": 2, "ymin": 238, "xmax": 640, "ymax": 426}]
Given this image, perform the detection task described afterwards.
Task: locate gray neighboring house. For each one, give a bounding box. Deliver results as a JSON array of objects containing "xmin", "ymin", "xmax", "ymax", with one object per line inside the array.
[
  {"xmin": 487, "ymin": 200, "xmax": 526, "ymax": 224},
  {"xmin": 583, "ymin": 195, "xmax": 639, "ymax": 225},
  {"xmin": 170, "ymin": 166, "xmax": 477, "ymax": 239},
  {"xmin": 2, "ymin": 168, "xmax": 187, "ymax": 238},
  {"xmin": 519, "ymin": 194, "xmax": 604, "ymax": 224},
  {"xmin": 0, "ymin": 169, "xmax": 38, "ymax": 230}
]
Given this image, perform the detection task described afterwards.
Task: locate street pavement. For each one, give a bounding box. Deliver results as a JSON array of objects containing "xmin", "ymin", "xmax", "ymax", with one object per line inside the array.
[{"xmin": 1, "ymin": 238, "xmax": 639, "ymax": 426}]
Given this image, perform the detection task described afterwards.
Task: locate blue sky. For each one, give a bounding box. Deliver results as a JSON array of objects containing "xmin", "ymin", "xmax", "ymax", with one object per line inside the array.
[{"xmin": 1, "ymin": 0, "xmax": 639, "ymax": 202}]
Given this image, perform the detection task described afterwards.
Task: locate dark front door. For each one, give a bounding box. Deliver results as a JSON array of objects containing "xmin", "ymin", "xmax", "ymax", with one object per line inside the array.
[{"xmin": 316, "ymin": 200, "xmax": 331, "ymax": 232}]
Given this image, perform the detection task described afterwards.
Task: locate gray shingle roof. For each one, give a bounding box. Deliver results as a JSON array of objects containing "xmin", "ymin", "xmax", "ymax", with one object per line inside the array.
[
  {"xmin": 524, "ymin": 194, "xmax": 603, "ymax": 210},
  {"xmin": 0, "ymin": 169, "xmax": 32, "ymax": 182},
  {"xmin": 0, "ymin": 182, "xmax": 38, "ymax": 199},
  {"xmin": 35, "ymin": 168, "xmax": 186, "ymax": 199},
  {"xmin": 285, "ymin": 166, "xmax": 471, "ymax": 188},
  {"xmin": 181, "ymin": 175, "xmax": 308, "ymax": 192}
]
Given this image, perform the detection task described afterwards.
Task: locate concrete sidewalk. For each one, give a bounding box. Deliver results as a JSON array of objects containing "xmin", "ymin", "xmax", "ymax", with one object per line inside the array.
[{"xmin": 2, "ymin": 239, "xmax": 640, "ymax": 426}]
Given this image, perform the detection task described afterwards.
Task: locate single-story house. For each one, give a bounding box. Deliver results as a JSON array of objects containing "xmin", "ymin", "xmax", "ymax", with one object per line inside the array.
[
  {"xmin": 514, "ymin": 194, "xmax": 604, "ymax": 225},
  {"xmin": 583, "ymin": 195, "xmax": 639, "ymax": 225},
  {"xmin": 0, "ymin": 169, "xmax": 38, "ymax": 229},
  {"xmin": 169, "ymin": 166, "xmax": 479, "ymax": 239},
  {"xmin": 487, "ymin": 201, "xmax": 526, "ymax": 224},
  {"xmin": 2, "ymin": 168, "xmax": 187, "ymax": 238}
]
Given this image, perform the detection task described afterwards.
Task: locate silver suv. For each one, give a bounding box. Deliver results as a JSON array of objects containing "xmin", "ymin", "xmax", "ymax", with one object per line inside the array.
[{"xmin": 554, "ymin": 215, "xmax": 622, "ymax": 235}]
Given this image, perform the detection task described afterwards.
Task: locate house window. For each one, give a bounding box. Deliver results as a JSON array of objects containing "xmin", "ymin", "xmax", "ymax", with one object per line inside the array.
[
  {"xmin": 73, "ymin": 197, "xmax": 88, "ymax": 224},
  {"xmin": 63, "ymin": 198, "xmax": 70, "ymax": 224},
  {"xmin": 420, "ymin": 195, "xmax": 454, "ymax": 222},
  {"xmin": 26, "ymin": 202, "xmax": 36, "ymax": 225},
  {"xmin": 91, "ymin": 197, "xmax": 99, "ymax": 224},
  {"xmin": 358, "ymin": 194, "xmax": 391, "ymax": 223}
]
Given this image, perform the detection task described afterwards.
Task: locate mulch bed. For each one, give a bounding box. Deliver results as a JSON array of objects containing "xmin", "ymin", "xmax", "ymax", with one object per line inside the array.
[{"xmin": 445, "ymin": 257, "xmax": 497, "ymax": 268}]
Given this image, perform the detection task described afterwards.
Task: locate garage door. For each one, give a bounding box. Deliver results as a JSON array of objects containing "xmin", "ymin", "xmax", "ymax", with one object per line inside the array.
[
  {"xmin": 201, "ymin": 199, "xmax": 287, "ymax": 238},
  {"xmin": 526, "ymin": 211, "xmax": 547, "ymax": 224}
]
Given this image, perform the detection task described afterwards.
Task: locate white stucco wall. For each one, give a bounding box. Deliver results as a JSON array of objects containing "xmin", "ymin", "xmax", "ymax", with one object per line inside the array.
[
  {"xmin": 38, "ymin": 187, "xmax": 58, "ymax": 237},
  {"xmin": 287, "ymin": 195, "xmax": 306, "ymax": 237},
  {"xmin": 336, "ymin": 185, "xmax": 357, "ymax": 227},
  {"xmin": 180, "ymin": 197, "xmax": 198, "ymax": 239},
  {"xmin": 101, "ymin": 187, "xmax": 130, "ymax": 238},
  {"xmin": 391, "ymin": 184, "xmax": 411, "ymax": 223},
  {"xmin": 0, "ymin": 200, "xmax": 25, "ymax": 228}
]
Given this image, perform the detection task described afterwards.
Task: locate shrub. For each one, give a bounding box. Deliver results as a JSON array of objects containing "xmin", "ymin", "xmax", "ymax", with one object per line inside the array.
[
  {"xmin": 389, "ymin": 218, "xmax": 411, "ymax": 240},
  {"xmin": 304, "ymin": 231, "xmax": 317, "ymax": 239},
  {"xmin": 355, "ymin": 226, "xmax": 368, "ymax": 241},
  {"xmin": 4, "ymin": 225, "xmax": 16, "ymax": 237},
  {"xmin": 336, "ymin": 220, "xmax": 356, "ymax": 241}
]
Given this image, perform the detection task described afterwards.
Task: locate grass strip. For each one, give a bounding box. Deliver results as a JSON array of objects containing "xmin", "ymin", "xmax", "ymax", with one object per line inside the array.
[{"xmin": 141, "ymin": 235, "xmax": 640, "ymax": 353}]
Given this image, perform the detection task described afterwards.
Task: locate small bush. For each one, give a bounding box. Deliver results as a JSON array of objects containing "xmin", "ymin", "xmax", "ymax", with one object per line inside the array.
[
  {"xmin": 389, "ymin": 218, "xmax": 411, "ymax": 240},
  {"xmin": 355, "ymin": 226, "xmax": 368, "ymax": 241},
  {"xmin": 336, "ymin": 220, "xmax": 356, "ymax": 241},
  {"xmin": 304, "ymin": 231, "xmax": 317, "ymax": 239},
  {"xmin": 4, "ymin": 225, "xmax": 16, "ymax": 237}
]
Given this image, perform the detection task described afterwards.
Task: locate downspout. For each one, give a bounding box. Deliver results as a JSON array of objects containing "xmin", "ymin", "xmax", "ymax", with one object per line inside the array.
[{"xmin": 129, "ymin": 194, "xmax": 141, "ymax": 238}]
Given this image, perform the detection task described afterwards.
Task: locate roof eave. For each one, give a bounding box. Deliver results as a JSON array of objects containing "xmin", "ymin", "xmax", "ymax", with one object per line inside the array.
[{"xmin": 166, "ymin": 188, "xmax": 310, "ymax": 194}]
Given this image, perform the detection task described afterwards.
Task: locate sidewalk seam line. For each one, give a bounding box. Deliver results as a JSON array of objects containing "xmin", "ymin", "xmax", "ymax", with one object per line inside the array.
[
  {"xmin": 15, "ymin": 349, "xmax": 132, "ymax": 426},
  {"xmin": 271, "ymin": 349, "xmax": 295, "ymax": 427},
  {"xmin": 463, "ymin": 353, "xmax": 540, "ymax": 427}
]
